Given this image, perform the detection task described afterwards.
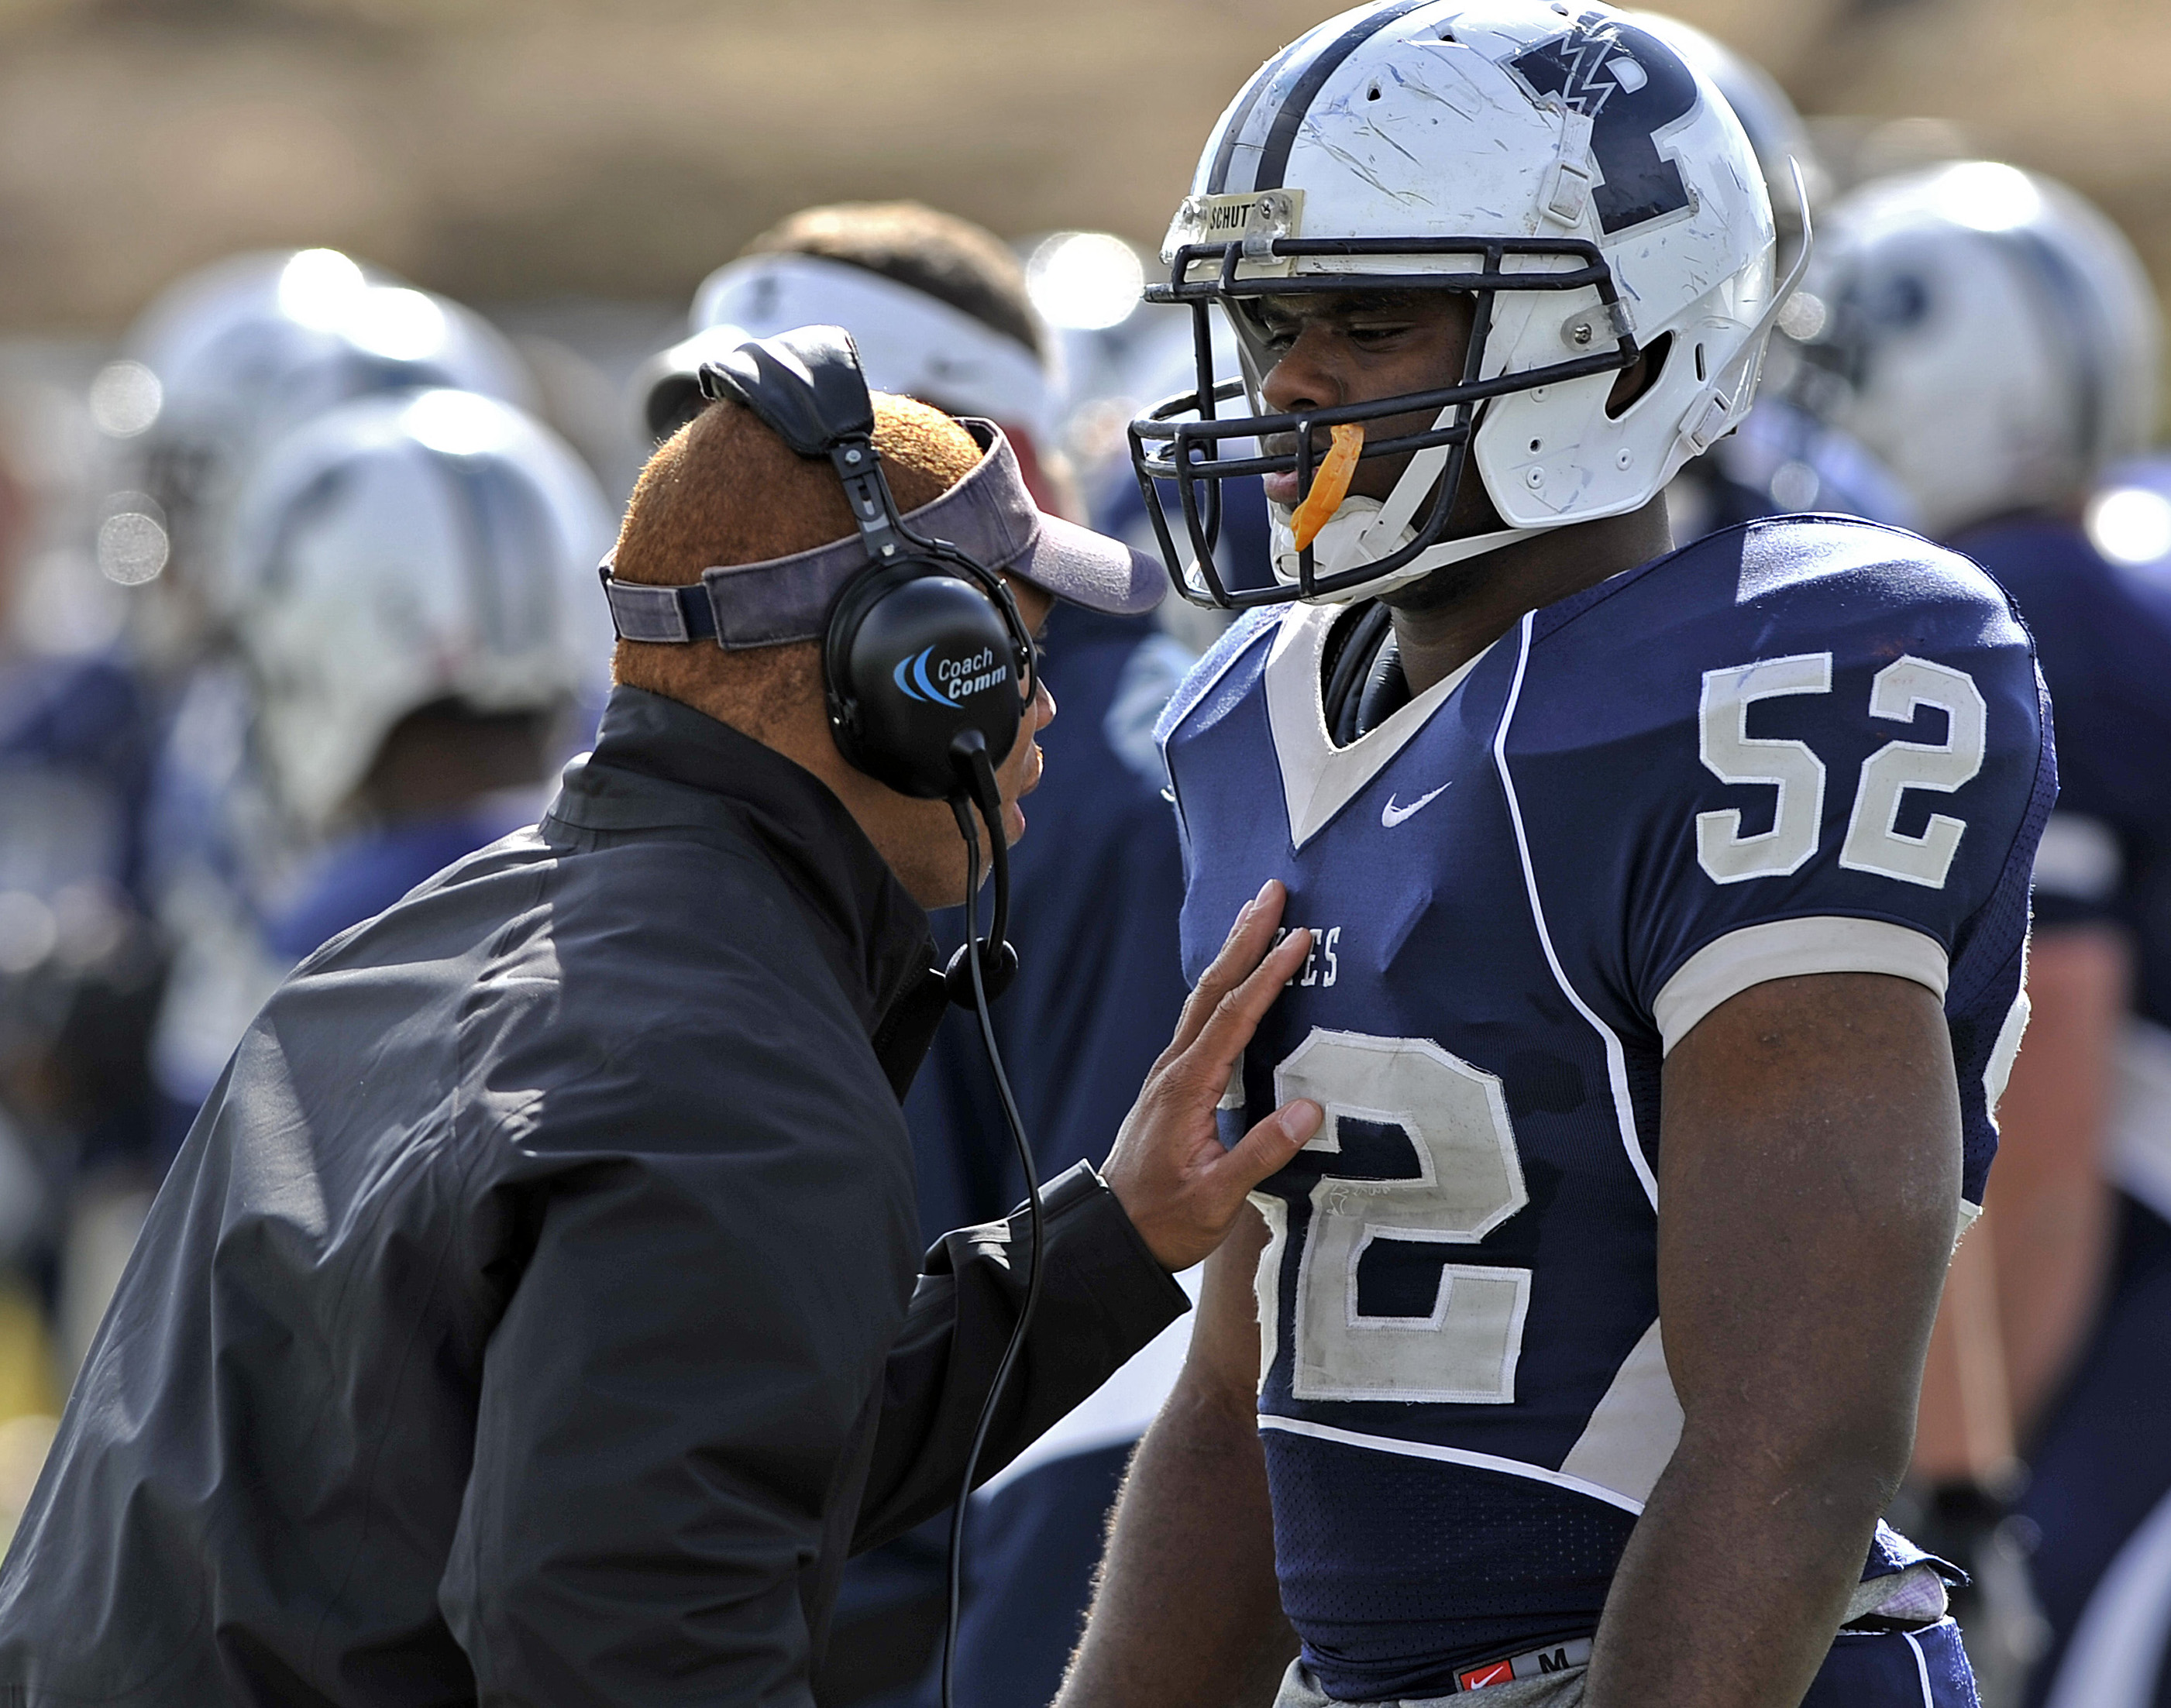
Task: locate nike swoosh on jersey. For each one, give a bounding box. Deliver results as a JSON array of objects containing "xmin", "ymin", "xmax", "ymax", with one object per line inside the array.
[{"xmin": 1381, "ymin": 783, "xmax": 1451, "ymax": 827}]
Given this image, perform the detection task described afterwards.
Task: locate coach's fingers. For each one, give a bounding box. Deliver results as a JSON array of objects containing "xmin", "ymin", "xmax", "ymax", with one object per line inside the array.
[
  {"xmin": 1134, "ymin": 1100, "xmax": 1323, "ymax": 1273},
  {"xmin": 1164, "ymin": 880, "xmax": 1289, "ymax": 1060},
  {"xmin": 1213, "ymin": 1100, "xmax": 1323, "ymax": 1198},
  {"xmin": 1170, "ymin": 922, "xmax": 1313, "ymax": 1092}
]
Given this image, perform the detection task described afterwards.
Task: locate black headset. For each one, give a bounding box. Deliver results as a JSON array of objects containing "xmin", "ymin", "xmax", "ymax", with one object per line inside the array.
[{"xmin": 697, "ymin": 325, "xmax": 1030, "ymax": 1002}]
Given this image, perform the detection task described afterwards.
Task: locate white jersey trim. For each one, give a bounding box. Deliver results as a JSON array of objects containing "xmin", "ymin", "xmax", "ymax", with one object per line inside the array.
[
  {"xmin": 1652, "ymin": 917, "xmax": 1952, "ymax": 1057},
  {"xmin": 1264, "ymin": 603, "xmax": 1492, "ymax": 851},
  {"xmin": 1258, "ymin": 1414, "xmax": 1646, "ymax": 1516},
  {"xmin": 1557, "ymin": 1317, "xmax": 1684, "ymax": 1507},
  {"xmin": 1904, "ymin": 1630, "xmax": 1936, "ymax": 1708},
  {"xmin": 1491, "ymin": 612, "xmax": 1660, "ymax": 1209}
]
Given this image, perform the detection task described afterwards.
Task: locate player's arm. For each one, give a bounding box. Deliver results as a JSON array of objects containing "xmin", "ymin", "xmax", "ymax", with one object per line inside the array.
[
  {"xmin": 1583, "ymin": 969, "xmax": 1962, "ymax": 1708},
  {"xmin": 1979, "ymin": 922, "xmax": 2127, "ymax": 1438},
  {"xmin": 1915, "ymin": 921, "xmax": 2129, "ymax": 1479},
  {"xmin": 1055, "ymin": 1205, "xmax": 1299, "ymax": 1708}
]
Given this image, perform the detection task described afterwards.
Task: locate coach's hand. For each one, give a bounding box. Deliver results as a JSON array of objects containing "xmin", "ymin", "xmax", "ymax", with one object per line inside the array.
[{"xmin": 1102, "ymin": 880, "xmax": 1322, "ymax": 1271}]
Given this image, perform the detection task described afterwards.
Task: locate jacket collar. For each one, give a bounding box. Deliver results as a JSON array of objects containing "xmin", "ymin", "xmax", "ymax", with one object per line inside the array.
[{"xmin": 552, "ymin": 686, "xmax": 935, "ymax": 1036}]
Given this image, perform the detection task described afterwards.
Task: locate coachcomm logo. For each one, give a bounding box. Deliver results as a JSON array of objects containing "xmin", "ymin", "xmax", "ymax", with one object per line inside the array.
[{"xmin": 893, "ymin": 645, "xmax": 1011, "ymax": 706}]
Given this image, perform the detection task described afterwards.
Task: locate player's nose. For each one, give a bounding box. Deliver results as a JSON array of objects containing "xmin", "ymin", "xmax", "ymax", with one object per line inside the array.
[{"xmin": 1260, "ymin": 328, "xmax": 1345, "ymax": 417}]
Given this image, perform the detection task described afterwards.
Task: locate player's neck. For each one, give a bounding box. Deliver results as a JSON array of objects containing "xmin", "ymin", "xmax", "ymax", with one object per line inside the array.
[{"xmin": 1385, "ymin": 497, "xmax": 1674, "ymax": 695}]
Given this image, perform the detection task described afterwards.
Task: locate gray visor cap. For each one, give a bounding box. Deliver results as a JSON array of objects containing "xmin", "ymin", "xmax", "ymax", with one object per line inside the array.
[{"xmin": 602, "ymin": 418, "xmax": 1165, "ymax": 650}]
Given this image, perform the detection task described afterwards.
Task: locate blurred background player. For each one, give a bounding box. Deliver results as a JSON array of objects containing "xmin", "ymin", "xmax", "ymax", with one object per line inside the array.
[
  {"xmin": 0, "ymin": 394, "xmax": 162, "ymax": 1449},
  {"xmin": 95, "ymin": 248, "xmax": 537, "ymax": 672},
  {"xmin": 1787, "ymin": 159, "xmax": 2171, "ymax": 1707},
  {"xmin": 220, "ymin": 385, "xmax": 614, "ymax": 964},
  {"xmin": 113, "ymin": 249, "xmax": 549, "ymax": 1144},
  {"xmin": 61, "ymin": 253, "xmax": 607, "ymax": 1387},
  {"xmin": 640, "ymin": 201, "xmax": 1202, "ymax": 1707}
]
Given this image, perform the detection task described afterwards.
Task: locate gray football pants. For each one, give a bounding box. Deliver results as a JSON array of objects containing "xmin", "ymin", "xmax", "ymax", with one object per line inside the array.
[{"xmin": 1274, "ymin": 1658, "xmax": 1584, "ymax": 1707}]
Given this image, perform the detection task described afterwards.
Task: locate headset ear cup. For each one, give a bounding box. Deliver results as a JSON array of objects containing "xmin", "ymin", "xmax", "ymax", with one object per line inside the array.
[{"xmin": 824, "ymin": 562, "xmax": 1027, "ymax": 799}]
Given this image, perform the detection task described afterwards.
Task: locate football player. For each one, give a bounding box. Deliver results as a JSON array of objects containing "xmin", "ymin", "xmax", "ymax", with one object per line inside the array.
[
  {"xmin": 1785, "ymin": 163, "xmax": 2171, "ymax": 1708},
  {"xmin": 66, "ymin": 259, "xmax": 555, "ymax": 1390},
  {"xmin": 97, "ymin": 247, "xmax": 535, "ymax": 675},
  {"xmin": 1058, "ymin": 5, "xmax": 2051, "ymax": 1706},
  {"xmin": 119, "ymin": 255, "xmax": 542, "ymax": 1146}
]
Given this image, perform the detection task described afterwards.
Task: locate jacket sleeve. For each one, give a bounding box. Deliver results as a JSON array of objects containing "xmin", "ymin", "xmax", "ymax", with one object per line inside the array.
[{"xmin": 853, "ymin": 1160, "xmax": 1192, "ymax": 1552}]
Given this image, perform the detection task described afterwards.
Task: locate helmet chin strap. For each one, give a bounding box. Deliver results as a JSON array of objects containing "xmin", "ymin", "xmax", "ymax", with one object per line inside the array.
[{"xmin": 1269, "ymin": 404, "xmax": 1541, "ymax": 603}]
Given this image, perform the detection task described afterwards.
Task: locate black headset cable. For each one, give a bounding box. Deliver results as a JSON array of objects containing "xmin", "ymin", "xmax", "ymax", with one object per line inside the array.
[{"xmin": 940, "ymin": 749, "xmax": 1044, "ymax": 1708}]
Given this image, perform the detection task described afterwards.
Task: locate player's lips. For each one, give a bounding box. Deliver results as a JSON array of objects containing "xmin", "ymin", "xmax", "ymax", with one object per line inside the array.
[{"xmin": 1261, "ymin": 430, "xmax": 1331, "ymax": 506}]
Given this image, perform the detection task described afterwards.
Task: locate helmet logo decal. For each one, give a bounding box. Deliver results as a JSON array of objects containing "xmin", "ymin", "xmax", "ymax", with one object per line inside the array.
[
  {"xmin": 1507, "ymin": 16, "xmax": 1700, "ymax": 235},
  {"xmin": 894, "ymin": 645, "xmax": 1010, "ymax": 706}
]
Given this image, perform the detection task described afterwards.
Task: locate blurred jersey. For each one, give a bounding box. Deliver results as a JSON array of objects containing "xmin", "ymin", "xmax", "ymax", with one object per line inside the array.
[
  {"xmin": 1664, "ymin": 396, "xmax": 1918, "ymax": 541},
  {"xmin": 1954, "ymin": 516, "xmax": 2171, "ymax": 1708},
  {"xmin": 0, "ymin": 648, "xmax": 162, "ymax": 1184},
  {"xmin": 1162, "ymin": 517, "xmax": 2050, "ymax": 1698},
  {"xmin": 263, "ymin": 809, "xmax": 536, "ymax": 967}
]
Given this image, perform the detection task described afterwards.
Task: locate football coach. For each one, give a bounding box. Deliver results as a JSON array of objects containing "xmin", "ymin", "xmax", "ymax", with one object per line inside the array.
[{"xmin": 0, "ymin": 335, "xmax": 1323, "ymax": 1706}]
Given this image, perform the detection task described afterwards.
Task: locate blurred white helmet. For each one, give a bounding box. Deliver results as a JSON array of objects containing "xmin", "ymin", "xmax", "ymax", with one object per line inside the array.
[
  {"xmin": 225, "ymin": 388, "xmax": 614, "ymax": 829},
  {"xmin": 635, "ymin": 251, "xmax": 1061, "ymax": 447},
  {"xmin": 1786, "ymin": 161, "xmax": 2160, "ymax": 539},
  {"xmin": 2087, "ymin": 455, "xmax": 2171, "ymax": 572},
  {"xmin": 1130, "ymin": 0, "xmax": 1790, "ymax": 607},
  {"xmin": 95, "ymin": 249, "xmax": 537, "ymax": 607},
  {"xmin": 691, "ymin": 253, "xmax": 1058, "ymax": 439}
]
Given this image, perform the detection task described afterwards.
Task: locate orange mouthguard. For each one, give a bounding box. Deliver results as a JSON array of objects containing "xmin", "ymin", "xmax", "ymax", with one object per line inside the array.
[{"xmin": 1290, "ymin": 423, "xmax": 1364, "ymax": 552}]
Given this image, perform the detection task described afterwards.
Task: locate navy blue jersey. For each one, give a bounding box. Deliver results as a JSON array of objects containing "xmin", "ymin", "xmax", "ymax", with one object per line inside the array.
[
  {"xmin": 264, "ymin": 809, "xmax": 531, "ymax": 964},
  {"xmin": 0, "ymin": 648, "xmax": 162, "ymax": 1169},
  {"xmin": 1954, "ymin": 517, "xmax": 2171, "ymax": 1020},
  {"xmin": 1160, "ymin": 517, "xmax": 2052, "ymax": 1698}
]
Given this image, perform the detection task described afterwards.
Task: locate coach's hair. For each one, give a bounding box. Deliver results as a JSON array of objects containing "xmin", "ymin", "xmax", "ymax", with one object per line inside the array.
[
  {"xmin": 739, "ymin": 201, "xmax": 1047, "ymax": 364},
  {"xmin": 607, "ymin": 390, "xmax": 983, "ymax": 743}
]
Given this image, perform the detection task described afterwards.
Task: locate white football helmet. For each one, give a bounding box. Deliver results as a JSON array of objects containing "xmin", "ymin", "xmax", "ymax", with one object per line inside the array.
[
  {"xmin": 224, "ymin": 389, "xmax": 614, "ymax": 829},
  {"xmin": 99, "ymin": 249, "xmax": 536, "ymax": 613},
  {"xmin": 1129, "ymin": 0, "xmax": 1792, "ymax": 606},
  {"xmin": 1784, "ymin": 161, "xmax": 2160, "ymax": 541}
]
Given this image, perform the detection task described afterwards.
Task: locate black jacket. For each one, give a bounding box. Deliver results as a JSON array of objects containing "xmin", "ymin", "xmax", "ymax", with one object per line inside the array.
[{"xmin": 0, "ymin": 687, "xmax": 1188, "ymax": 1706}]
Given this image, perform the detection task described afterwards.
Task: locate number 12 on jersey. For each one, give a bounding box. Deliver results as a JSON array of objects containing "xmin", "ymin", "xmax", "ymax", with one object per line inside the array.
[{"xmin": 1257, "ymin": 1029, "xmax": 1533, "ymax": 1405}]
